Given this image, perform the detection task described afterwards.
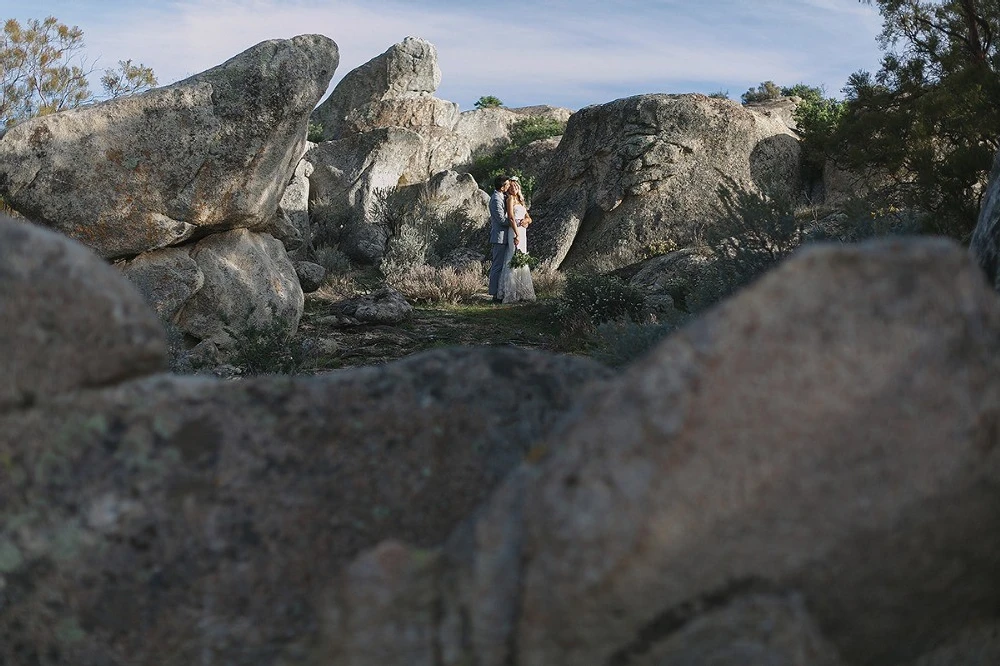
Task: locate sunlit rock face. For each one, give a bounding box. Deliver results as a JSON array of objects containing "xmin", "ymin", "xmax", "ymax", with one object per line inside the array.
[{"xmin": 0, "ymin": 35, "xmax": 339, "ymax": 260}]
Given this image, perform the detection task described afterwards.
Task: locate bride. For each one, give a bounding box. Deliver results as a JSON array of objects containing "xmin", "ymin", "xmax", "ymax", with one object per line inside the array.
[{"xmin": 497, "ymin": 177, "xmax": 536, "ymax": 303}]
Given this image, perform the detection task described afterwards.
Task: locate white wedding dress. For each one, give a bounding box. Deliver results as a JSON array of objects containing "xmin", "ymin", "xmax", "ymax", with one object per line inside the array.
[{"xmin": 497, "ymin": 203, "xmax": 536, "ymax": 303}]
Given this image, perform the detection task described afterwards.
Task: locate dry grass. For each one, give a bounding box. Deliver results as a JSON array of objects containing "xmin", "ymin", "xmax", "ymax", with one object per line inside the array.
[
  {"xmin": 531, "ymin": 269, "xmax": 566, "ymax": 298},
  {"xmin": 313, "ymin": 274, "xmax": 361, "ymax": 302},
  {"xmin": 386, "ymin": 264, "xmax": 485, "ymax": 304}
]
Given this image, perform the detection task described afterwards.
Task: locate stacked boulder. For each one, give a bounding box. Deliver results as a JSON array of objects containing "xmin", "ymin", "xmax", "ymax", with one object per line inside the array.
[{"xmin": 0, "ymin": 35, "xmax": 340, "ymax": 359}]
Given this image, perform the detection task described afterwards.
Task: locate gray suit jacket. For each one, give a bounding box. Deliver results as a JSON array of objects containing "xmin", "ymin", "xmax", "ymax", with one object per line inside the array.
[{"xmin": 488, "ymin": 190, "xmax": 509, "ymax": 245}]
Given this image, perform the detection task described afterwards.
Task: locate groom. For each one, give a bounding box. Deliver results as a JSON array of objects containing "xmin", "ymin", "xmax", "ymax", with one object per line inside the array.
[{"xmin": 487, "ymin": 175, "xmax": 511, "ymax": 302}]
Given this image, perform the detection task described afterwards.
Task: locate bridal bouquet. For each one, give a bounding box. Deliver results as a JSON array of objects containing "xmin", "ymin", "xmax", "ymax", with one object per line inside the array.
[{"xmin": 509, "ymin": 249, "xmax": 539, "ymax": 269}]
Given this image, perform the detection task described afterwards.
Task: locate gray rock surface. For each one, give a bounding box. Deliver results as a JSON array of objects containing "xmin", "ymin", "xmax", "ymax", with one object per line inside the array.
[
  {"xmin": 318, "ymin": 238, "xmax": 1000, "ymax": 666},
  {"xmin": 0, "ymin": 35, "xmax": 338, "ymax": 259},
  {"xmin": 455, "ymin": 105, "xmax": 571, "ymax": 161},
  {"xmin": 279, "ymin": 157, "xmax": 315, "ymax": 259},
  {"xmin": 0, "ymin": 346, "xmax": 612, "ymax": 666},
  {"xmin": 120, "ymin": 246, "xmax": 204, "ymax": 323},
  {"xmin": 620, "ymin": 248, "xmax": 722, "ymax": 324},
  {"xmin": 175, "ymin": 229, "xmax": 304, "ymax": 350},
  {"xmin": 0, "ymin": 216, "xmax": 166, "ymax": 411},
  {"xmin": 311, "ymin": 36, "xmax": 443, "ymax": 141},
  {"xmin": 306, "ymin": 127, "xmax": 423, "ymax": 262},
  {"xmin": 293, "ymin": 260, "xmax": 326, "ymax": 293},
  {"xmin": 320, "ymin": 287, "xmax": 413, "ymax": 326},
  {"xmin": 529, "ymin": 93, "xmax": 801, "ymax": 271}
]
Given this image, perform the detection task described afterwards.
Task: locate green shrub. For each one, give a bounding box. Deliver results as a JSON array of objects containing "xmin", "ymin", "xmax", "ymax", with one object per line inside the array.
[
  {"xmin": 708, "ymin": 90, "xmax": 730, "ymax": 100},
  {"xmin": 228, "ymin": 319, "xmax": 311, "ymax": 376},
  {"xmin": 509, "ymin": 116, "xmax": 566, "ymax": 146},
  {"xmin": 555, "ymin": 273, "xmax": 645, "ymax": 328},
  {"xmin": 307, "ymin": 121, "xmax": 324, "ymax": 142},
  {"xmin": 589, "ymin": 319, "xmax": 676, "ymax": 368},
  {"xmin": 741, "ymin": 80, "xmax": 783, "ymax": 104},
  {"xmin": 427, "ymin": 209, "xmax": 484, "ymax": 262},
  {"xmin": 314, "ymin": 245, "xmax": 352, "ymax": 275},
  {"xmin": 474, "ymin": 95, "xmax": 503, "ymax": 109}
]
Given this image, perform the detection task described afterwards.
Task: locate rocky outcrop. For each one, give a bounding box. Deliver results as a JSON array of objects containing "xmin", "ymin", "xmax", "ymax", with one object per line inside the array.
[
  {"xmin": 176, "ymin": 229, "xmax": 304, "ymax": 348},
  {"xmin": 0, "ymin": 212, "xmax": 614, "ymax": 665},
  {"xmin": 278, "ymin": 156, "xmax": 315, "ymax": 260},
  {"xmin": 318, "ymin": 287, "xmax": 413, "ymax": 326},
  {"xmin": 970, "ymin": 149, "xmax": 1000, "ymax": 290},
  {"xmin": 529, "ymin": 93, "xmax": 801, "ymax": 271},
  {"xmin": 122, "ymin": 229, "xmax": 303, "ymax": 355},
  {"xmin": 397, "ymin": 169, "xmax": 489, "ymax": 225},
  {"xmin": 317, "ymin": 238, "xmax": 1000, "ymax": 666},
  {"xmin": 620, "ymin": 248, "xmax": 720, "ymax": 324},
  {"xmin": 309, "ymin": 37, "xmax": 570, "ymax": 184},
  {"xmin": 0, "ymin": 35, "xmax": 339, "ymax": 260},
  {"xmin": 306, "ymin": 127, "xmax": 423, "ymax": 262},
  {"xmin": 312, "ymin": 36, "xmax": 445, "ymax": 141},
  {"xmin": 0, "ymin": 218, "xmax": 166, "ymax": 411}
]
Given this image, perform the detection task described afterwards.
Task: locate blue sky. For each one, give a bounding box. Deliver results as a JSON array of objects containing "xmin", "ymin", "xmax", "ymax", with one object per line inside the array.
[{"xmin": 1, "ymin": 0, "xmax": 884, "ymax": 111}]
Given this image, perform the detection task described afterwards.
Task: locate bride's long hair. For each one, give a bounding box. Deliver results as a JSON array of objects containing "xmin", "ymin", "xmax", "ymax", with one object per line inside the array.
[{"xmin": 509, "ymin": 178, "xmax": 526, "ymax": 205}]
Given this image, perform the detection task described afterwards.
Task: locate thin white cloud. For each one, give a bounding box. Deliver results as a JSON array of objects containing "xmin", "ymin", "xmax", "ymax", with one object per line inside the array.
[{"xmin": 35, "ymin": 0, "xmax": 883, "ymax": 110}]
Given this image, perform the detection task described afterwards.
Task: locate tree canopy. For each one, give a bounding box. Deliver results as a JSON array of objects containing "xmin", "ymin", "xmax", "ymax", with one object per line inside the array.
[
  {"xmin": 0, "ymin": 16, "xmax": 157, "ymax": 130},
  {"xmin": 833, "ymin": 0, "xmax": 1000, "ymax": 238}
]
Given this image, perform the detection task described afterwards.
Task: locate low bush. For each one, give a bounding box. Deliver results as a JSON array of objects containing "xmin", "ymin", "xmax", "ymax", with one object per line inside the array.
[
  {"xmin": 531, "ymin": 268, "xmax": 566, "ymax": 299},
  {"xmin": 384, "ymin": 263, "xmax": 484, "ymax": 304},
  {"xmin": 555, "ymin": 273, "xmax": 645, "ymax": 328},
  {"xmin": 314, "ymin": 245, "xmax": 352, "ymax": 276},
  {"xmin": 589, "ymin": 319, "xmax": 676, "ymax": 368},
  {"xmin": 227, "ymin": 318, "xmax": 311, "ymax": 376}
]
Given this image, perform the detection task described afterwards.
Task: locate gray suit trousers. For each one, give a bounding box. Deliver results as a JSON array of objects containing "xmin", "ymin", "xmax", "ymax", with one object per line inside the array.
[{"xmin": 488, "ymin": 242, "xmax": 507, "ymax": 296}]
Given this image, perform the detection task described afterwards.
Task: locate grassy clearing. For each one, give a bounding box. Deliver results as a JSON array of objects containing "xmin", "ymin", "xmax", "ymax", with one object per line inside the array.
[{"xmin": 297, "ymin": 294, "xmax": 567, "ymax": 372}]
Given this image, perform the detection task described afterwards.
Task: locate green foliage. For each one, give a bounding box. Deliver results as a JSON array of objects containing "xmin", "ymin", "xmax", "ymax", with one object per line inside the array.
[
  {"xmin": 642, "ymin": 238, "xmax": 680, "ymax": 258},
  {"xmin": 708, "ymin": 90, "xmax": 730, "ymax": 99},
  {"xmin": 470, "ymin": 116, "xmax": 565, "ymax": 195},
  {"xmin": 793, "ymin": 95, "xmax": 846, "ymax": 181},
  {"xmin": 697, "ymin": 177, "xmax": 803, "ymax": 304},
  {"xmin": 589, "ymin": 319, "xmax": 676, "ymax": 368},
  {"xmin": 369, "ymin": 186, "xmax": 408, "ymax": 254},
  {"xmin": 509, "ymin": 116, "xmax": 566, "ymax": 146},
  {"xmin": 555, "ymin": 273, "xmax": 645, "ymax": 328},
  {"xmin": 509, "ymin": 249, "xmax": 540, "ymax": 269},
  {"xmin": 832, "ymin": 0, "xmax": 1000, "ymax": 240},
  {"xmin": 99, "ymin": 58, "xmax": 156, "ymax": 98},
  {"xmin": 307, "ymin": 121, "xmax": 324, "ymax": 142},
  {"xmin": 741, "ymin": 80, "xmax": 783, "ymax": 104},
  {"xmin": 0, "ymin": 16, "xmax": 156, "ymax": 130},
  {"xmin": 474, "ymin": 95, "xmax": 503, "ymax": 109},
  {"xmin": 228, "ymin": 319, "xmax": 310, "ymax": 376}
]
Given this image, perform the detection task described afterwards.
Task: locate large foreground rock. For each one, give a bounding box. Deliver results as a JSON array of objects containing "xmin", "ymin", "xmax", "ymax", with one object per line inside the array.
[
  {"xmin": 0, "ymin": 217, "xmax": 165, "ymax": 411},
  {"xmin": 318, "ymin": 238, "xmax": 1000, "ymax": 666},
  {"xmin": 529, "ymin": 93, "xmax": 801, "ymax": 270},
  {"xmin": 0, "ymin": 35, "xmax": 338, "ymax": 259}
]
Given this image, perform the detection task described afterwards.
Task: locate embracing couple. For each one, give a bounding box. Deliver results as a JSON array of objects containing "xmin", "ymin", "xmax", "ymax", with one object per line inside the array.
[{"xmin": 488, "ymin": 175, "xmax": 536, "ymax": 304}]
